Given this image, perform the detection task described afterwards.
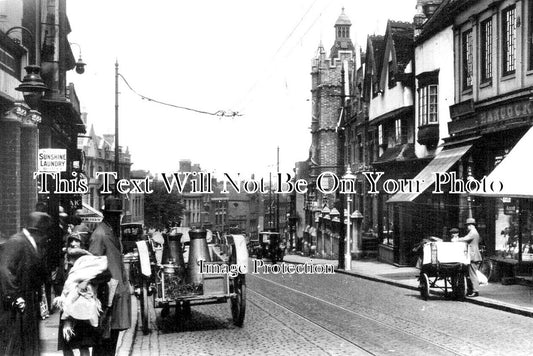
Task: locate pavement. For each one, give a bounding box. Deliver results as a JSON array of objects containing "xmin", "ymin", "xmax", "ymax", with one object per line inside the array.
[
  {"xmin": 39, "ymin": 255, "xmax": 533, "ymax": 355},
  {"xmin": 40, "ymin": 293, "xmax": 138, "ymax": 356},
  {"xmin": 283, "ymin": 254, "xmax": 533, "ymax": 317}
]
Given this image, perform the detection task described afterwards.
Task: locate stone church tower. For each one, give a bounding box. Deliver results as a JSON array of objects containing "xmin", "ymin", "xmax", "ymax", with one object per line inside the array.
[{"xmin": 309, "ymin": 8, "xmax": 355, "ymax": 202}]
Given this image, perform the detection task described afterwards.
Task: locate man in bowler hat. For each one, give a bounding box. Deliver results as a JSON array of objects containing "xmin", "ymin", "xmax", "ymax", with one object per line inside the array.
[{"xmin": 0, "ymin": 212, "xmax": 51, "ymax": 355}]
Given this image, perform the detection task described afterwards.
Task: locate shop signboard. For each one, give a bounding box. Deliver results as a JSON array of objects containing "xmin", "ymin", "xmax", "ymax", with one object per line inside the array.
[
  {"xmin": 38, "ymin": 148, "xmax": 67, "ymax": 172},
  {"xmin": 503, "ymin": 201, "xmax": 516, "ymax": 215}
]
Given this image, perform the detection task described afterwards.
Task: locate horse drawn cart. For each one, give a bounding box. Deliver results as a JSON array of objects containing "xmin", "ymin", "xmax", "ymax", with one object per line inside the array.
[
  {"xmin": 419, "ymin": 241, "xmax": 471, "ymax": 301},
  {"xmin": 125, "ymin": 228, "xmax": 248, "ymax": 334}
]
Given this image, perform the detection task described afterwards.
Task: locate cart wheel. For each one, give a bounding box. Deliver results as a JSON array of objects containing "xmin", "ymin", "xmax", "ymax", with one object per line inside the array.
[
  {"xmin": 419, "ymin": 273, "xmax": 429, "ymax": 301},
  {"xmin": 182, "ymin": 301, "xmax": 191, "ymax": 319},
  {"xmin": 479, "ymin": 259, "xmax": 493, "ymax": 282},
  {"xmin": 453, "ymin": 273, "xmax": 467, "ymax": 301},
  {"xmin": 140, "ymin": 278, "xmax": 150, "ymax": 335},
  {"xmin": 161, "ymin": 304, "xmax": 170, "ymax": 318},
  {"xmin": 231, "ymin": 275, "xmax": 246, "ymax": 327}
]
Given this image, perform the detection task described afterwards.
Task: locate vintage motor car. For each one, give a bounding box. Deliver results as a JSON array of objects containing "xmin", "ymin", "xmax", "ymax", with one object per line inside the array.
[
  {"xmin": 254, "ymin": 231, "xmax": 285, "ymax": 263},
  {"xmin": 121, "ymin": 222, "xmax": 145, "ymax": 254}
]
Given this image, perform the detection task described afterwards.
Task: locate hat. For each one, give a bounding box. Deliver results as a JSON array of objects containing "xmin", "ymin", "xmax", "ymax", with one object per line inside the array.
[
  {"xmin": 466, "ymin": 218, "xmax": 476, "ymax": 225},
  {"xmin": 27, "ymin": 212, "xmax": 52, "ymax": 234},
  {"xmin": 59, "ymin": 206, "xmax": 68, "ymax": 218},
  {"xmin": 67, "ymin": 233, "xmax": 82, "ymax": 243},
  {"xmin": 450, "ymin": 228, "xmax": 459, "ymax": 234},
  {"xmin": 102, "ymin": 196, "xmax": 122, "ymax": 213}
]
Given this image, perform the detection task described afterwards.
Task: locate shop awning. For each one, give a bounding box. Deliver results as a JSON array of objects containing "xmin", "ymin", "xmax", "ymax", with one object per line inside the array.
[
  {"xmin": 79, "ymin": 202, "xmax": 103, "ymax": 223},
  {"xmin": 473, "ymin": 126, "xmax": 533, "ymax": 198},
  {"xmin": 387, "ymin": 144, "xmax": 473, "ymax": 203}
]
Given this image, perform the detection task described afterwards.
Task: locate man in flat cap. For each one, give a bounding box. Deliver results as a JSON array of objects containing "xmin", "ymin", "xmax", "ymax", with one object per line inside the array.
[
  {"xmin": 0, "ymin": 212, "xmax": 51, "ymax": 355},
  {"xmin": 449, "ymin": 228, "xmax": 460, "ymax": 242}
]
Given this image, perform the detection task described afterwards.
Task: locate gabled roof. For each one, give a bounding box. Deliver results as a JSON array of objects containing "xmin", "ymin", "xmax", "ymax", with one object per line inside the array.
[
  {"xmin": 416, "ymin": 0, "xmax": 454, "ymax": 43},
  {"xmin": 362, "ymin": 35, "xmax": 385, "ymax": 100},
  {"xmin": 387, "ymin": 21, "xmax": 414, "ymax": 74}
]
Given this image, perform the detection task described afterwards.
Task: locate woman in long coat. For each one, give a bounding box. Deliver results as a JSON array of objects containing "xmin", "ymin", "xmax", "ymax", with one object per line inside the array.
[{"xmin": 0, "ymin": 213, "xmax": 50, "ymax": 356}]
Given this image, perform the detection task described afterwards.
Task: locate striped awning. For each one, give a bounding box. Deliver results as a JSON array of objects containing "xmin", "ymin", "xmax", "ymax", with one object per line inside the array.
[
  {"xmin": 473, "ymin": 126, "xmax": 533, "ymax": 198},
  {"xmin": 387, "ymin": 144, "xmax": 473, "ymax": 203}
]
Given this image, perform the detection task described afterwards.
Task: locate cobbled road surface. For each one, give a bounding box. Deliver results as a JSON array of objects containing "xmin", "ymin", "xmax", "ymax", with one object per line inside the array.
[{"xmin": 131, "ymin": 259, "xmax": 533, "ymax": 355}]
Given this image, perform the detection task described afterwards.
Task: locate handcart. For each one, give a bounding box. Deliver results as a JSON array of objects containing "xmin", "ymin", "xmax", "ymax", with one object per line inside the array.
[
  {"xmin": 419, "ymin": 241, "xmax": 470, "ymax": 301},
  {"xmin": 127, "ymin": 228, "xmax": 248, "ymax": 335}
]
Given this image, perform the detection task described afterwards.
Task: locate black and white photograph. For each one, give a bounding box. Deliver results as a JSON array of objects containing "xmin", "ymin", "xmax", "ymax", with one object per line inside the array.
[{"xmin": 1, "ymin": 0, "xmax": 533, "ymax": 355}]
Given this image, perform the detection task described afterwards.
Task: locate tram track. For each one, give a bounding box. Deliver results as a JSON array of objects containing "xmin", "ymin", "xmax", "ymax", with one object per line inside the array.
[
  {"xmin": 247, "ymin": 288, "xmax": 376, "ymax": 355},
  {"xmin": 248, "ymin": 274, "xmax": 490, "ymax": 356}
]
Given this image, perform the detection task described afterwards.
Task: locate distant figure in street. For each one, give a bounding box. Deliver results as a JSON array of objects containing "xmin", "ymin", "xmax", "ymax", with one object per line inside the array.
[
  {"xmin": 452, "ymin": 218, "xmax": 482, "ymax": 297},
  {"xmin": 0, "ymin": 212, "xmax": 51, "ymax": 356},
  {"xmin": 89, "ymin": 196, "xmax": 131, "ymax": 355}
]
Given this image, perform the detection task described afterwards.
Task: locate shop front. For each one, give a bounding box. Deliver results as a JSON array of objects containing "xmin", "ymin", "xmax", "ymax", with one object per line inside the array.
[
  {"xmin": 449, "ymin": 96, "xmax": 533, "ymax": 282},
  {"xmin": 473, "ymin": 126, "xmax": 533, "ymax": 282}
]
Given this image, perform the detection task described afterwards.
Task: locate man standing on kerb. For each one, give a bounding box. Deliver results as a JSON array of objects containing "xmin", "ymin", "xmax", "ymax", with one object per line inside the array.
[
  {"xmin": 88, "ymin": 196, "xmax": 131, "ymax": 355},
  {"xmin": 452, "ymin": 218, "xmax": 482, "ymax": 297}
]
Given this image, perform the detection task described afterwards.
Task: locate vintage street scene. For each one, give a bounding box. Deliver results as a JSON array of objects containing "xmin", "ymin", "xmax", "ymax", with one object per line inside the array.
[{"xmin": 1, "ymin": 0, "xmax": 533, "ymax": 355}]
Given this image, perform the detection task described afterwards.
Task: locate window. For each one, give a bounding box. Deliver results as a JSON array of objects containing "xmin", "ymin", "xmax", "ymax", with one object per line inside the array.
[
  {"xmin": 388, "ymin": 60, "xmax": 395, "ymax": 88},
  {"xmin": 480, "ymin": 17, "xmax": 493, "ymax": 82},
  {"xmin": 529, "ymin": 0, "xmax": 533, "ymax": 69},
  {"xmin": 418, "ymin": 84, "xmax": 438, "ymax": 126},
  {"xmin": 462, "ymin": 29, "xmax": 473, "ymax": 90},
  {"xmin": 378, "ymin": 125, "xmax": 383, "ymax": 146},
  {"xmin": 395, "ymin": 119, "xmax": 402, "ymax": 144},
  {"xmin": 357, "ymin": 134, "xmax": 363, "ymax": 162},
  {"xmin": 502, "ymin": 5, "xmax": 516, "ymax": 75}
]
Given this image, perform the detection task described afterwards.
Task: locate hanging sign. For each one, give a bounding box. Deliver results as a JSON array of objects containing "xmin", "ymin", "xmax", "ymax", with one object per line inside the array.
[{"xmin": 38, "ymin": 148, "xmax": 67, "ymax": 172}]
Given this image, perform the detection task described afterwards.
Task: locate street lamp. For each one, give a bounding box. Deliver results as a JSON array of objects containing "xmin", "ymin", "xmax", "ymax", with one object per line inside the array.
[
  {"xmin": 6, "ymin": 26, "xmax": 48, "ymax": 110},
  {"xmin": 330, "ymin": 207, "xmax": 340, "ymax": 258},
  {"xmin": 69, "ymin": 42, "xmax": 86, "ymax": 74},
  {"xmin": 15, "ymin": 65, "xmax": 48, "ymax": 110},
  {"xmin": 342, "ymin": 166, "xmax": 356, "ymax": 271},
  {"xmin": 321, "ymin": 205, "xmax": 330, "ymax": 257}
]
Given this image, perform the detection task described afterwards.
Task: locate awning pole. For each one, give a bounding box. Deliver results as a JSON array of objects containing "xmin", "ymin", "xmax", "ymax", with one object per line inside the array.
[{"xmin": 518, "ymin": 199, "xmax": 523, "ymax": 266}]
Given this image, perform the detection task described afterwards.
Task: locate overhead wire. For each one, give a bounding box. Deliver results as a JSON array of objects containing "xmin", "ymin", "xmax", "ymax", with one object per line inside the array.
[
  {"xmin": 233, "ymin": 0, "xmax": 330, "ymax": 113},
  {"xmin": 117, "ymin": 73, "xmax": 242, "ymax": 118}
]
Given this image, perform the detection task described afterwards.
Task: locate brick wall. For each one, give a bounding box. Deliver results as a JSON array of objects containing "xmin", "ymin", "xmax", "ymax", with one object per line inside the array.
[
  {"xmin": 20, "ymin": 123, "xmax": 38, "ymax": 227},
  {"xmin": 0, "ymin": 117, "xmax": 21, "ymax": 237}
]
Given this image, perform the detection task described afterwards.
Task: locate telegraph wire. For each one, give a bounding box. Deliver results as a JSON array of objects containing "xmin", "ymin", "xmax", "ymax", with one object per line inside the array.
[
  {"xmin": 233, "ymin": 0, "xmax": 329, "ymax": 113},
  {"xmin": 118, "ymin": 73, "xmax": 242, "ymax": 118}
]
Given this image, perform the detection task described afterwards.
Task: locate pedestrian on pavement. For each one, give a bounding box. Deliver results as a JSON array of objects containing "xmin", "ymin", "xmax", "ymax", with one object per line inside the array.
[
  {"xmin": 452, "ymin": 218, "xmax": 482, "ymax": 297},
  {"xmin": 56, "ymin": 233, "xmax": 109, "ymax": 356},
  {"xmin": 88, "ymin": 196, "xmax": 131, "ymax": 356},
  {"xmin": 0, "ymin": 212, "xmax": 51, "ymax": 356},
  {"xmin": 69, "ymin": 209, "xmax": 92, "ymax": 248}
]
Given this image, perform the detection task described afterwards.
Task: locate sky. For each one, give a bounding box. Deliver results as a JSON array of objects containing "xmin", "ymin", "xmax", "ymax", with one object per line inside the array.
[{"xmin": 66, "ymin": 0, "xmax": 417, "ymax": 179}]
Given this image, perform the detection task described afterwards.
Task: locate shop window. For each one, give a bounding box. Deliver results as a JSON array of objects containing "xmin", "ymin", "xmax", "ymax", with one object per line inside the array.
[
  {"xmin": 480, "ymin": 17, "xmax": 493, "ymax": 83},
  {"xmin": 502, "ymin": 5, "xmax": 516, "ymax": 76},
  {"xmin": 529, "ymin": 0, "xmax": 533, "ymax": 70},
  {"xmin": 378, "ymin": 125, "xmax": 384, "ymax": 146},
  {"xmin": 462, "ymin": 29, "xmax": 473, "ymax": 90}
]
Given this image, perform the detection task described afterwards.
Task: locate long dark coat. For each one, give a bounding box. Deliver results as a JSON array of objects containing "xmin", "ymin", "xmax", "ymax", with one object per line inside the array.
[
  {"xmin": 89, "ymin": 222, "xmax": 131, "ymax": 330},
  {"xmin": 0, "ymin": 232, "xmax": 46, "ymax": 356}
]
